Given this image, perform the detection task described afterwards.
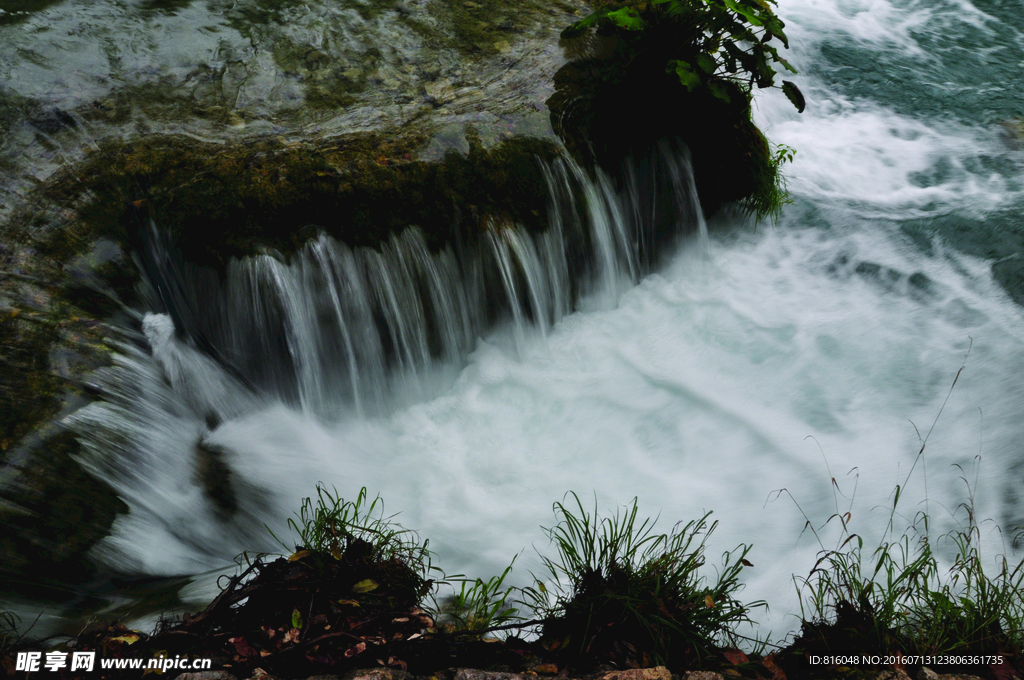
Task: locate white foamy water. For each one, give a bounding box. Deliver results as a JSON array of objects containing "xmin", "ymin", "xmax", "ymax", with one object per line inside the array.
[{"xmin": 53, "ymin": 0, "xmax": 1024, "ymax": 645}]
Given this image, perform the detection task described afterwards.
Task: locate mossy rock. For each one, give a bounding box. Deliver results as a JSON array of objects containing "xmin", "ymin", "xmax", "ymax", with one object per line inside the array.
[
  {"xmin": 31, "ymin": 130, "xmax": 561, "ymax": 275},
  {"xmin": 547, "ymin": 32, "xmax": 781, "ymax": 223}
]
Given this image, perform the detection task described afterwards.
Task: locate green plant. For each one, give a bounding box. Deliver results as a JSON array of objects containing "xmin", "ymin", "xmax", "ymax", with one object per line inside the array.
[
  {"xmin": 519, "ymin": 492, "xmax": 764, "ymax": 668},
  {"xmin": 1, "ymin": 610, "xmax": 20, "ymax": 653},
  {"xmin": 744, "ymin": 141, "xmax": 796, "ymax": 223},
  {"xmin": 787, "ymin": 350, "xmax": 1024, "ymax": 661},
  {"xmin": 906, "ymin": 465, "xmax": 1024, "ymax": 655},
  {"xmin": 267, "ymin": 484, "xmax": 434, "ymax": 578},
  {"xmin": 561, "ymin": 0, "xmax": 804, "ymax": 112},
  {"xmin": 433, "ymin": 557, "xmax": 524, "ymax": 636},
  {"xmin": 791, "ymin": 462, "xmax": 1024, "ymax": 659}
]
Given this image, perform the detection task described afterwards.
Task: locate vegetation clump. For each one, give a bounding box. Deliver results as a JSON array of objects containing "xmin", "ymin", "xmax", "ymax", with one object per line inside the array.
[
  {"xmin": 561, "ymin": 0, "xmax": 803, "ymax": 113},
  {"xmin": 4, "ymin": 472, "xmax": 1024, "ymax": 680},
  {"xmin": 778, "ymin": 460, "xmax": 1024, "ymax": 679},
  {"xmin": 548, "ymin": 0, "xmax": 802, "ymax": 221},
  {"xmin": 519, "ymin": 493, "xmax": 763, "ymax": 670}
]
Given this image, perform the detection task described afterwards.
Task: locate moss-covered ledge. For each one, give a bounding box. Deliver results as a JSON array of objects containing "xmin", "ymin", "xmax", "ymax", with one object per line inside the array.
[
  {"xmin": 0, "ymin": 128, "xmax": 565, "ymax": 597},
  {"xmin": 25, "ymin": 129, "xmax": 562, "ymax": 275}
]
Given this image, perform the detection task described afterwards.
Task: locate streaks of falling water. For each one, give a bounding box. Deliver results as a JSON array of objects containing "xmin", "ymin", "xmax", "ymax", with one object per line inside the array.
[{"xmin": 133, "ymin": 148, "xmax": 707, "ymax": 420}]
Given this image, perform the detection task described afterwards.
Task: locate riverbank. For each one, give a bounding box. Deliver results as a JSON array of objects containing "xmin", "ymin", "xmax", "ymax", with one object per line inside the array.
[{"xmin": 3, "ymin": 485, "xmax": 1021, "ymax": 680}]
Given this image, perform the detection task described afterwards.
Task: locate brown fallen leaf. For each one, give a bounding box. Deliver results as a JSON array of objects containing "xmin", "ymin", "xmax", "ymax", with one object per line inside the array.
[
  {"xmin": 724, "ymin": 648, "xmax": 749, "ymax": 665},
  {"xmin": 344, "ymin": 642, "xmax": 367, "ymax": 658},
  {"xmin": 762, "ymin": 653, "xmax": 787, "ymax": 680}
]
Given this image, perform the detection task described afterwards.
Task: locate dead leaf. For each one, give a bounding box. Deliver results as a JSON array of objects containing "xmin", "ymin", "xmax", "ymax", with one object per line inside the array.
[
  {"xmin": 229, "ymin": 637, "xmax": 257, "ymax": 658},
  {"xmin": 741, "ymin": 558, "xmax": 754, "ymax": 567},
  {"xmin": 762, "ymin": 653, "xmax": 787, "ymax": 680},
  {"xmin": 282, "ymin": 628, "xmax": 300, "ymax": 644},
  {"xmin": 344, "ymin": 642, "xmax": 367, "ymax": 658},
  {"xmin": 109, "ymin": 634, "xmax": 140, "ymax": 645},
  {"xmin": 352, "ymin": 579, "xmax": 379, "ymax": 593},
  {"xmin": 705, "ymin": 594, "xmax": 716, "ymax": 608},
  {"xmin": 288, "ymin": 550, "xmax": 311, "ymax": 562},
  {"xmin": 337, "ymin": 599, "xmax": 361, "ymax": 607},
  {"xmin": 724, "ymin": 648, "xmax": 749, "ymax": 665}
]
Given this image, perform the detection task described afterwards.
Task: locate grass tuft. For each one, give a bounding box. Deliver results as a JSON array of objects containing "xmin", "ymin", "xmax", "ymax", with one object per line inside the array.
[
  {"xmin": 267, "ymin": 483, "xmax": 434, "ymax": 581},
  {"xmin": 0, "ymin": 610, "xmax": 20, "ymax": 653},
  {"xmin": 432, "ymin": 557, "xmax": 523, "ymax": 636},
  {"xmin": 518, "ymin": 492, "xmax": 764, "ymax": 668},
  {"xmin": 791, "ymin": 460, "xmax": 1024, "ymax": 667}
]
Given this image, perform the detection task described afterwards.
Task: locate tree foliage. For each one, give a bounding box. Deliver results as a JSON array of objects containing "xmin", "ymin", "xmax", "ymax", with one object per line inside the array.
[{"xmin": 562, "ymin": 0, "xmax": 805, "ymax": 113}]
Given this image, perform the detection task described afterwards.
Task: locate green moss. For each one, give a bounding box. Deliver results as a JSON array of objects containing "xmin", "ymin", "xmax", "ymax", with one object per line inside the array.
[
  {"xmin": 421, "ymin": 0, "xmax": 570, "ymax": 58},
  {"xmin": 44, "ymin": 130, "xmax": 560, "ymax": 272},
  {"xmin": 268, "ymin": 38, "xmax": 368, "ymax": 110}
]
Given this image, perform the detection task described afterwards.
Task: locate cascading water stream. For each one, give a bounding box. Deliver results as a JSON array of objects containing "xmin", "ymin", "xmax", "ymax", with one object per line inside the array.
[
  {"xmin": 65, "ymin": 147, "xmax": 708, "ymax": 575},
  {"xmin": 1, "ymin": 0, "xmax": 1023, "ymax": 654},
  {"xmin": 61, "ymin": 109, "xmax": 1024, "ymax": 643}
]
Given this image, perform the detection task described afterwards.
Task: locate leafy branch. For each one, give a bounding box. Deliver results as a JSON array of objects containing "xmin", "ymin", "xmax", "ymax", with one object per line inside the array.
[{"xmin": 562, "ymin": 0, "xmax": 805, "ymax": 112}]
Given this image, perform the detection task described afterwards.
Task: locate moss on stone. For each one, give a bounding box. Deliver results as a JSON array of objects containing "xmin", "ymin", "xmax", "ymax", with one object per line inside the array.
[
  {"xmin": 37, "ymin": 129, "xmax": 560, "ymax": 273},
  {"xmin": 422, "ymin": 0, "xmax": 579, "ymax": 58}
]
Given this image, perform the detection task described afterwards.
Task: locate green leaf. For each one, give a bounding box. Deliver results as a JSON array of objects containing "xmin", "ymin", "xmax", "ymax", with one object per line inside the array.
[
  {"xmin": 709, "ymin": 81, "xmax": 732, "ymax": 103},
  {"xmin": 291, "ymin": 608, "xmax": 304, "ymax": 629},
  {"xmin": 695, "ymin": 53, "xmax": 718, "ymax": 74},
  {"xmin": 723, "ymin": 51, "xmax": 737, "ymax": 73},
  {"xmin": 606, "ymin": 7, "xmax": 646, "ymax": 30},
  {"xmin": 782, "ymin": 80, "xmax": 806, "ymax": 113},
  {"xmin": 559, "ymin": 8, "xmax": 612, "ymax": 40},
  {"xmin": 723, "ymin": 0, "xmax": 764, "ymax": 26},
  {"xmin": 671, "ymin": 60, "xmax": 701, "ymax": 91}
]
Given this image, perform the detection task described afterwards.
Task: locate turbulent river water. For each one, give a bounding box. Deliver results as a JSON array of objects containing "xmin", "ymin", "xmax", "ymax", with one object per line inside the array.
[{"xmin": 2, "ymin": 0, "xmax": 1024, "ymax": 645}]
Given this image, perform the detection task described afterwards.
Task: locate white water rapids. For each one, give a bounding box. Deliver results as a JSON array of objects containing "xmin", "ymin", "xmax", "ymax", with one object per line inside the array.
[{"xmin": 48, "ymin": 0, "xmax": 1024, "ymax": 645}]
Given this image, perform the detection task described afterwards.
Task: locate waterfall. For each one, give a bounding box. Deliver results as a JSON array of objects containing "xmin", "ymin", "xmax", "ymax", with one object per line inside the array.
[
  {"xmin": 62, "ymin": 144, "xmax": 707, "ymax": 573},
  {"xmin": 126, "ymin": 147, "xmax": 707, "ymax": 421}
]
